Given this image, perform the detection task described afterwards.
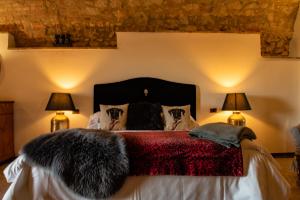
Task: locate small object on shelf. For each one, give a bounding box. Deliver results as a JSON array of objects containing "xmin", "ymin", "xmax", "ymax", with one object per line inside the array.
[
  {"xmin": 53, "ymin": 34, "xmax": 72, "ymax": 47},
  {"xmin": 210, "ymin": 108, "xmax": 217, "ymax": 113},
  {"xmin": 222, "ymin": 93, "xmax": 251, "ymax": 126},
  {"xmin": 45, "ymin": 93, "xmax": 76, "ymax": 132}
]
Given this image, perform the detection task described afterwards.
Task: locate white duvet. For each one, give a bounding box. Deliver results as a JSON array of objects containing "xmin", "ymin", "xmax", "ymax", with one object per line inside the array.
[{"xmin": 2, "ymin": 140, "xmax": 290, "ymax": 200}]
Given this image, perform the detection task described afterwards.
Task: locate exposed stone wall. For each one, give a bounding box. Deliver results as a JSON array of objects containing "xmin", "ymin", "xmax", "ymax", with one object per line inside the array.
[{"xmin": 0, "ymin": 0, "xmax": 298, "ymax": 56}]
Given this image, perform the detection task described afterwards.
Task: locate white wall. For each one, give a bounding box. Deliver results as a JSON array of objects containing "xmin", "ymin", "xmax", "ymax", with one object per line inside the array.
[{"xmin": 0, "ymin": 32, "xmax": 299, "ymax": 153}]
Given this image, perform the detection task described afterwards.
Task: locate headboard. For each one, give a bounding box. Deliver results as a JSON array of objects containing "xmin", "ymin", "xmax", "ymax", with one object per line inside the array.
[{"xmin": 94, "ymin": 77, "xmax": 197, "ymax": 119}]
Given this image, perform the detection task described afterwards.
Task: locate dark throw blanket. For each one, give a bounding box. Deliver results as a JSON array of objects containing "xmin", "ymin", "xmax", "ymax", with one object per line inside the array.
[
  {"xmin": 120, "ymin": 131, "xmax": 243, "ymax": 176},
  {"xmin": 21, "ymin": 128, "xmax": 129, "ymax": 199}
]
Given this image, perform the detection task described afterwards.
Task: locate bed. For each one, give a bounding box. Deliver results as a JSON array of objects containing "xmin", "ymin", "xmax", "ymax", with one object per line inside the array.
[{"xmin": 3, "ymin": 77, "xmax": 290, "ymax": 200}]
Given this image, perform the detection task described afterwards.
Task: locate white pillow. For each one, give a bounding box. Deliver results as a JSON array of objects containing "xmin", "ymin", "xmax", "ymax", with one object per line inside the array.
[
  {"xmin": 162, "ymin": 105, "xmax": 191, "ymax": 130},
  {"xmin": 99, "ymin": 104, "xmax": 129, "ymax": 130},
  {"xmin": 189, "ymin": 116, "xmax": 200, "ymax": 129},
  {"xmin": 86, "ymin": 111, "xmax": 101, "ymax": 129}
]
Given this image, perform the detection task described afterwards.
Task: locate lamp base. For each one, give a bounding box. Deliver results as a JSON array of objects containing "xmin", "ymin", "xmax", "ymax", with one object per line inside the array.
[
  {"xmin": 227, "ymin": 111, "xmax": 246, "ymax": 126},
  {"xmin": 51, "ymin": 111, "xmax": 69, "ymax": 132}
]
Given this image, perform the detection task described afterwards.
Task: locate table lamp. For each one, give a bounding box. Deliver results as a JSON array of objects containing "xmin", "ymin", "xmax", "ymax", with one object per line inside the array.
[
  {"xmin": 222, "ymin": 93, "xmax": 251, "ymax": 126},
  {"xmin": 45, "ymin": 93, "xmax": 76, "ymax": 132}
]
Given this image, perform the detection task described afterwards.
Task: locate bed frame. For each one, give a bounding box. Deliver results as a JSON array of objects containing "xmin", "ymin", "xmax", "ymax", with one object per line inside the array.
[{"xmin": 94, "ymin": 77, "xmax": 197, "ymax": 119}]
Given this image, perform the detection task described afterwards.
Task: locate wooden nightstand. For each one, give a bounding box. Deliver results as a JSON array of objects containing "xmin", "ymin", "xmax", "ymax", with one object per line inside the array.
[{"xmin": 0, "ymin": 101, "xmax": 14, "ymax": 163}]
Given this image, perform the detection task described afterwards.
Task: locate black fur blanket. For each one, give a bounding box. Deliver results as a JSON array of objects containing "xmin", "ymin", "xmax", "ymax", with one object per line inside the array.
[{"xmin": 21, "ymin": 128, "xmax": 129, "ymax": 199}]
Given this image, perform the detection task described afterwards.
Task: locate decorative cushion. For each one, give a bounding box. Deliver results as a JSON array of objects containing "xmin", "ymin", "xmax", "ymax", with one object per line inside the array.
[
  {"xmin": 87, "ymin": 111, "xmax": 101, "ymax": 129},
  {"xmin": 189, "ymin": 116, "xmax": 200, "ymax": 129},
  {"xmin": 126, "ymin": 102, "xmax": 164, "ymax": 130},
  {"xmin": 162, "ymin": 105, "xmax": 191, "ymax": 130},
  {"xmin": 99, "ymin": 104, "xmax": 128, "ymax": 130}
]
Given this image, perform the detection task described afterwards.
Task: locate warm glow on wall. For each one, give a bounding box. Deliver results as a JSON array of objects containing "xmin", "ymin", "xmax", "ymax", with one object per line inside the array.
[
  {"xmin": 221, "ymin": 80, "xmax": 240, "ymax": 88},
  {"xmin": 36, "ymin": 52, "xmax": 107, "ymax": 89},
  {"xmin": 216, "ymin": 69, "xmax": 251, "ymax": 88},
  {"xmin": 195, "ymin": 61, "xmax": 258, "ymax": 88},
  {"xmin": 182, "ymin": 33, "xmax": 261, "ymax": 88},
  {"xmin": 42, "ymin": 65, "xmax": 92, "ymax": 89},
  {"xmin": 52, "ymin": 76, "xmax": 81, "ymax": 89}
]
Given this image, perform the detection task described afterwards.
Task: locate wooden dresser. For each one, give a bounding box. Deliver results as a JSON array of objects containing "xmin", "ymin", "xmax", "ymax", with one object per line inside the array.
[{"xmin": 0, "ymin": 101, "xmax": 14, "ymax": 163}]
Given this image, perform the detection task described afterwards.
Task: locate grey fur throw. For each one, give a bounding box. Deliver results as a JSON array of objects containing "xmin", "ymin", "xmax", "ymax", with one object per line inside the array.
[{"xmin": 21, "ymin": 128, "xmax": 129, "ymax": 199}]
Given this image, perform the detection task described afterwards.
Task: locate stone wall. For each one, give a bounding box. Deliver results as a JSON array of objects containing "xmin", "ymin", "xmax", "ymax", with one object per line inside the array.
[{"xmin": 0, "ymin": 0, "xmax": 298, "ymax": 56}]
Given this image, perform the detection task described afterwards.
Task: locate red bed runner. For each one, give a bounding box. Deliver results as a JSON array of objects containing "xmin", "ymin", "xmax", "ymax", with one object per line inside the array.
[{"xmin": 119, "ymin": 131, "xmax": 243, "ymax": 176}]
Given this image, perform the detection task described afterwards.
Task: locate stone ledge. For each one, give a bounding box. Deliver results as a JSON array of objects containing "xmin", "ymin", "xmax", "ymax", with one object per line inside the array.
[{"xmin": 0, "ymin": 0, "xmax": 298, "ymax": 57}]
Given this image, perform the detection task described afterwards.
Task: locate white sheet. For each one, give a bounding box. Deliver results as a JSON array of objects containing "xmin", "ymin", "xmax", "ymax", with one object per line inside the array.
[{"xmin": 2, "ymin": 140, "xmax": 290, "ymax": 200}]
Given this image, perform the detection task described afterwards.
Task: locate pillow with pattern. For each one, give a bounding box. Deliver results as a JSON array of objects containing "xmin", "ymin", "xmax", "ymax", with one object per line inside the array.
[
  {"xmin": 99, "ymin": 104, "xmax": 128, "ymax": 130},
  {"xmin": 162, "ymin": 105, "xmax": 191, "ymax": 130}
]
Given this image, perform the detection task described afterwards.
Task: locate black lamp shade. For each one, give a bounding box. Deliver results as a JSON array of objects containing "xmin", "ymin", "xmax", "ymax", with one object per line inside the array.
[
  {"xmin": 222, "ymin": 93, "xmax": 251, "ymax": 111},
  {"xmin": 45, "ymin": 93, "xmax": 76, "ymax": 111}
]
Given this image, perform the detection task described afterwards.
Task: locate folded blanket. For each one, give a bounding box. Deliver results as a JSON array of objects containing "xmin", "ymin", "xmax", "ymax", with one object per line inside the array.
[
  {"xmin": 21, "ymin": 128, "xmax": 129, "ymax": 199},
  {"xmin": 189, "ymin": 122, "xmax": 256, "ymax": 148}
]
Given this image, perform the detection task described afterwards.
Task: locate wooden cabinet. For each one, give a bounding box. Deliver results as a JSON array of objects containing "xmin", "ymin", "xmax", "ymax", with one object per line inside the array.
[{"xmin": 0, "ymin": 101, "xmax": 14, "ymax": 163}]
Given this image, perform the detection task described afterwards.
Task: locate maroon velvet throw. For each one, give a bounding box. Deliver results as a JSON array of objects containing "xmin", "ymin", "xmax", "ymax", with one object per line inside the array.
[{"xmin": 120, "ymin": 131, "xmax": 243, "ymax": 176}]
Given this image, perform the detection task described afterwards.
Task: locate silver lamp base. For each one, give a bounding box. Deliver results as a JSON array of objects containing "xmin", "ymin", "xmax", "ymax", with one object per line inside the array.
[
  {"xmin": 227, "ymin": 111, "xmax": 246, "ymax": 126},
  {"xmin": 51, "ymin": 111, "xmax": 69, "ymax": 132}
]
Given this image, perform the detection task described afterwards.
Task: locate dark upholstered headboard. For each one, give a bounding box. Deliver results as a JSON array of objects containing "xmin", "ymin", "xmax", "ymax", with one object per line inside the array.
[{"xmin": 94, "ymin": 77, "xmax": 197, "ymax": 119}]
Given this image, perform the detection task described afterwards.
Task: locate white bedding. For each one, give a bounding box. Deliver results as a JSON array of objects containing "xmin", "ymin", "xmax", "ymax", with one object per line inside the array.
[{"xmin": 2, "ymin": 140, "xmax": 290, "ymax": 200}]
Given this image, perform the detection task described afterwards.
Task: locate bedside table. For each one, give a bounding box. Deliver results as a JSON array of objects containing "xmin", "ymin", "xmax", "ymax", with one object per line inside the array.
[{"xmin": 0, "ymin": 101, "xmax": 14, "ymax": 163}]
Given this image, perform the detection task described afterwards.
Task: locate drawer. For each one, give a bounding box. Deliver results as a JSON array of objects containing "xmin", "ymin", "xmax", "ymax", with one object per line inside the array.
[
  {"xmin": 0, "ymin": 102, "xmax": 14, "ymax": 114},
  {"xmin": 0, "ymin": 114, "xmax": 14, "ymax": 161}
]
